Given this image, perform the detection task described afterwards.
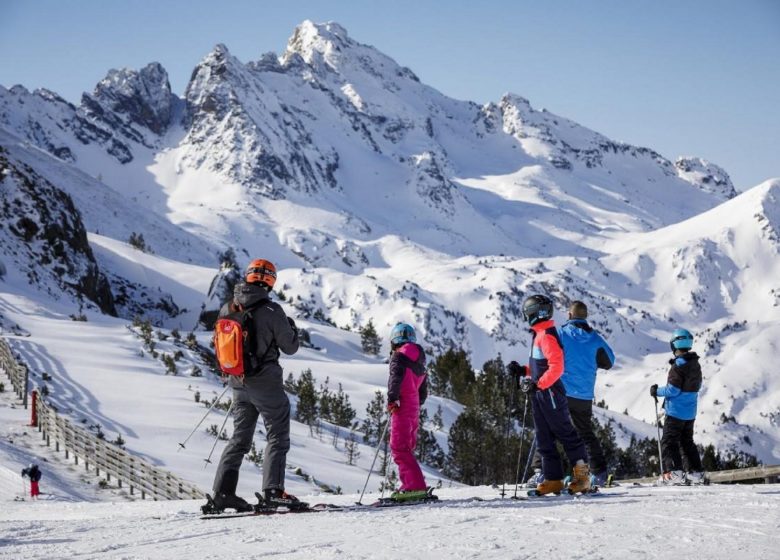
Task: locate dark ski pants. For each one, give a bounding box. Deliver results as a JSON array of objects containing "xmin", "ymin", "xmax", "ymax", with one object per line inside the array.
[
  {"xmin": 661, "ymin": 415, "xmax": 703, "ymax": 473},
  {"xmin": 212, "ymin": 364, "xmax": 291, "ymax": 496},
  {"xmin": 531, "ymin": 386, "xmax": 588, "ymax": 481},
  {"xmin": 530, "ymin": 396, "xmax": 606, "ymax": 474}
]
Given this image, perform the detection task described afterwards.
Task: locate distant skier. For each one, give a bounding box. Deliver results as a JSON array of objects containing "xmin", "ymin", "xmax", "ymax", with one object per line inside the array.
[
  {"xmin": 651, "ymin": 328, "xmax": 705, "ymax": 485},
  {"xmin": 21, "ymin": 463, "xmax": 41, "ymax": 499},
  {"xmin": 209, "ymin": 259, "xmax": 301, "ymax": 512},
  {"xmin": 523, "ymin": 300, "xmax": 615, "ymax": 487},
  {"xmin": 511, "ymin": 294, "xmax": 591, "ymax": 495},
  {"xmin": 386, "ymin": 322, "xmax": 432, "ymax": 502}
]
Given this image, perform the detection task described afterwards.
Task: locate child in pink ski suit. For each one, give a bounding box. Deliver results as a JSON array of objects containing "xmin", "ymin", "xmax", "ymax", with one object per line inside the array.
[{"xmin": 386, "ymin": 323, "xmax": 428, "ymax": 493}]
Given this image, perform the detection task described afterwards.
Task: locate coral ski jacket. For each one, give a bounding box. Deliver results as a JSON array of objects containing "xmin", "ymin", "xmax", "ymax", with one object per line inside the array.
[
  {"xmin": 387, "ymin": 342, "xmax": 427, "ymax": 416},
  {"xmin": 527, "ymin": 319, "xmax": 565, "ymax": 391}
]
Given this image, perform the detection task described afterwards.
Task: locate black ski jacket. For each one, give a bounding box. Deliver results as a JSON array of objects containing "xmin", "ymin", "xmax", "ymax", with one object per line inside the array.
[{"xmin": 219, "ymin": 282, "xmax": 299, "ymax": 374}]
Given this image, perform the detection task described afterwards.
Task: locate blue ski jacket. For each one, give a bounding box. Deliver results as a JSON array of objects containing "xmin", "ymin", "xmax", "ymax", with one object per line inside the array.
[
  {"xmin": 557, "ymin": 319, "xmax": 615, "ymax": 400},
  {"xmin": 657, "ymin": 352, "xmax": 702, "ymax": 421}
]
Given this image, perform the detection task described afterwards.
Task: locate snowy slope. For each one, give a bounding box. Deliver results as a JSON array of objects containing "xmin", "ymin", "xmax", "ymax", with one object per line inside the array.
[
  {"xmin": 0, "ymin": 484, "xmax": 777, "ymax": 560},
  {"xmin": 0, "ymin": 383, "xmax": 125, "ymax": 503},
  {"xmin": 0, "ymin": 284, "xmax": 455, "ymax": 500}
]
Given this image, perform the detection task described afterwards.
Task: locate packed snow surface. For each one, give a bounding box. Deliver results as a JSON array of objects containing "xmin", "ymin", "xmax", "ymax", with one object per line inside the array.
[{"xmin": 0, "ymin": 484, "xmax": 777, "ymax": 559}]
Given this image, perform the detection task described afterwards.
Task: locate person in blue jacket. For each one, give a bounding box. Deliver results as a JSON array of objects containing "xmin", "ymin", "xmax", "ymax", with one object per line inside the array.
[
  {"xmin": 651, "ymin": 328, "xmax": 704, "ymax": 485},
  {"xmin": 525, "ymin": 301, "xmax": 615, "ymax": 487}
]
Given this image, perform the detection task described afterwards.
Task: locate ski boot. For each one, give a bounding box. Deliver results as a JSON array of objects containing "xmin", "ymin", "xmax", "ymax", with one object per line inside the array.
[
  {"xmin": 591, "ymin": 470, "xmax": 609, "ymax": 488},
  {"xmin": 685, "ymin": 471, "xmax": 707, "ymax": 485},
  {"xmin": 202, "ymin": 492, "xmax": 253, "ymax": 514},
  {"xmin": 568, "ymin": 461, "xmax": 591, "ymax": 494},
  {"xmin": 525, "ymin": 468, "xmax": 544, "ymax": 488},
  {"xmin": 529, "ymin": 479, "xmax": 564, "ymax": 496},
  {"xmin": 259, "ymin": 488, "xmax": 309, "ymax": 511},
  {"xmin": 389, "ymin": 487, "xmax": 438, "ymax": 503},
  {"xmin": 657, "ymin": 470, "xmax": 687, "ymax": 486}
]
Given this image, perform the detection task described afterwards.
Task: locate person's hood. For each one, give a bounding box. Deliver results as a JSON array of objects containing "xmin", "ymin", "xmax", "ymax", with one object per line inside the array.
[{"xmin": 398, "ymin": 342, "xmax": 422, "ymax": 363}]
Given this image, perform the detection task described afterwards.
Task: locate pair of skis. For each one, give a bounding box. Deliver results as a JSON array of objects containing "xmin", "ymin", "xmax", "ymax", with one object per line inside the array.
[{"xmin": 200, "ymin": 490, "xmax": 441, "ymax": 519}]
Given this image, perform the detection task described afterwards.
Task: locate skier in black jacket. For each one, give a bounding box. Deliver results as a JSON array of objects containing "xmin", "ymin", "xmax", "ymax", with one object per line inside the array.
[
  {"xmin": 209, "ymin": 259, "xmax": 301, "ymax": 512},
  {"xmin": 21, "ymin": 463, "xmax": 42, "ymax": 499},
  {"xmin": 651, "ymin": 328, "xmax": 705, "ymax": 485}
]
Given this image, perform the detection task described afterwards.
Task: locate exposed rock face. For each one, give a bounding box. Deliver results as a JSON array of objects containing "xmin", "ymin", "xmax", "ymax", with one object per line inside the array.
[
  {"xmin": 0, "ymin": 146, "xmax": 116, "ymax": 315},
  {"xmin": 675, "ymin": 157, "xmax": 737, "ymax": 200},
  {"xmin": 83, "ymin": 62, "xmax": 175, "ymax": 139}
]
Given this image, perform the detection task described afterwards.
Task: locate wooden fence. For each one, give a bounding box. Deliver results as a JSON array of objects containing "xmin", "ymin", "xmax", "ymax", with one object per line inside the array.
[
  {"xmin": 0, "ymin": 336, "xmax": 28, "ymax": 408},
  {"xmin": 1, "ymin": 337, "xmax": 204, "ymax": 500},
  {"xmin": 618, "ymin": 464, "xmax": 780, "ymax": 485}
]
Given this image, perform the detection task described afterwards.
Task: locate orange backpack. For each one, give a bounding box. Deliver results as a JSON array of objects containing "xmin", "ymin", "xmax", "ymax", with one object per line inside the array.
[{"xmin": 213, "ymin": 307, "xmax": 258, "ymax": 376}]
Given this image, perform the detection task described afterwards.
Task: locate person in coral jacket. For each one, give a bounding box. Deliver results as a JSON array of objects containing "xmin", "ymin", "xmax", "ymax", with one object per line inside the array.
[
  {"xmin": 386, "ymin": 322, "xmax": 431, "ymax": 502},
  {"xmin": 510, "ymin": 294, "xmax": 591, "ymax": 495}
]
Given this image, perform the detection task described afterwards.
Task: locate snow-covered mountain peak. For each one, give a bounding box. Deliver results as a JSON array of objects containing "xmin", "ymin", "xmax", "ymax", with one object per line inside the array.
[
  {"xmin": 83, "ymin": 62, "xmax": 175, "ymax": 137},
  {"xmin": 185, "ymin": 43, "xmax": 254, "ymax": 117},
  {"xmin": 282, "ymin": 20, "xmax": 352, "ymax": 69},
  {"xmin": 675, "ymin": 156, "xmax": 737, "ymax": 200}
]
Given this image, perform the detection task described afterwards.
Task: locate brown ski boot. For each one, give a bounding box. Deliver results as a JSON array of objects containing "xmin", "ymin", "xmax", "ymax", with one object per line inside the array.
[
  {"xmin": 568, "ymin": 460, "xmax": 592, "ymax": 494},
  {"xmin": 535, "ymin": 479, "xmax": 564, "ymax": 495}
]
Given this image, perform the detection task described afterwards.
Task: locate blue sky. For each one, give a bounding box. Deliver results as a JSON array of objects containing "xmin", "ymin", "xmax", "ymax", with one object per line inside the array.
[{"xmin": 1, "ymin": 0, "xmax": 777, "ymax": 189}]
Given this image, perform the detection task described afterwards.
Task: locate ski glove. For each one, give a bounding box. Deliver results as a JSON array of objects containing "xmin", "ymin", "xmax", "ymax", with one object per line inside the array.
[
  {"xmin": 387, "ymin": 400, "xmax": 401, "ymax": 414},
  {"xmin": 650, "ymin": 384, "xmax": 658, "ymax": 398},
  {"xmin": 520, "ymin": 377, "xmax": 537, "ymax": 394}
]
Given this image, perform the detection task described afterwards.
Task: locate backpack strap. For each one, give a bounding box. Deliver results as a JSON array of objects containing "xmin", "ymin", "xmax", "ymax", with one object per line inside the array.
[{"xmin": 240, "ymin": 299, "xmax": 279, "ymax": 375}]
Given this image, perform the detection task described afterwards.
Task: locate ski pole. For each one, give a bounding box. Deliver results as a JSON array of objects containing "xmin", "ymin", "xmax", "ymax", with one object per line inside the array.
[
  {"xmin": 500, "ymin": 377, "xmax": 518, "ymax": 498},
  {"xmin": 511, "ymin": 395, "xmax": 530, "ymax": 498},
  {"xmin": 357, "ymin": 416, "xmax": 391, "ymax": 505},
  {"xmin": 653, "ymin": 395, "xmax": 664, "ymax": 476},
  {"xmin": 514, "ymin": 435, "xmax": 536, "ymax": 499},
  {"xmin": 203, "ymin": 399, "xmax": 235, "ymax": 469},
  {"xmin": 178, "ymin": 385, "xmax": 230, "ymax": 451}
]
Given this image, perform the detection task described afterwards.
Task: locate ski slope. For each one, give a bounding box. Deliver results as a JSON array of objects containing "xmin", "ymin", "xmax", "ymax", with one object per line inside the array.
[{"xmin": 0, "ymin": 483, "xmax": 777, "ymax": 559}]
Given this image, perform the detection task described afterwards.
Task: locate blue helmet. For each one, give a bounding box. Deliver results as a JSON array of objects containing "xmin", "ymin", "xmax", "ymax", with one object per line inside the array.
[
  {"xmin": 670, "ymin": 328, "xmax": 694, "ymax": 353},
  {"xmin": 390, "ymin": 323, "xmax": 416, "ymax": 346}
]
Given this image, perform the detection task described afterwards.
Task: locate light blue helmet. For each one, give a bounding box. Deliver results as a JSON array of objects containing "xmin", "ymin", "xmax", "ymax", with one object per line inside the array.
[
  {"xmin": 390, "ymin": 322, "xmax": 416, "ymax": 346},
  {"xmin": 670, "ymin": 328, "xmax": 694, "ymax": 353}
]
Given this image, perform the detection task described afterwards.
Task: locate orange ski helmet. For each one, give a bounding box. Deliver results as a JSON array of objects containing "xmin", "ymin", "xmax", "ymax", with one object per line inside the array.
[{"xmin": 245, "ymin": 259, "xmax": 277, "ymax": 289}]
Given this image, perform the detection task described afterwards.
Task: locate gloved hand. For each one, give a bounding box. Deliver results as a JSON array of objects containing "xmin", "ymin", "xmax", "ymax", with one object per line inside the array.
[
  {"xmin": 287, "ymin": 316, "xmax": 299, "ymax": 335},
  {"xmin": 387, "ymin": 400, "xmax": 401, "ymax": 414},
  {"xmin": 650, "ymin": 384, "xmax": 658, "ymax": 398},
  {"xmin": 507, "ymin": 361, "xmax": 526, "ymax": 379},
  {"xmin": 519, "ymin": 377, "xmax": 537, "ymax": 394}
]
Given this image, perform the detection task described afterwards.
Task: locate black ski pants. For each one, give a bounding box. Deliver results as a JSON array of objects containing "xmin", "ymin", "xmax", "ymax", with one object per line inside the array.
[
  {"xmin": 531, "ymin": 386, "xmax": 588, "ymax": 480},
  {"xmin": 661, "ymin": 415, "xmax": 703, "ymax": 473},
  {"xmin": 531, "ymin": 396, "xmax": 606, "ymax": 474}
]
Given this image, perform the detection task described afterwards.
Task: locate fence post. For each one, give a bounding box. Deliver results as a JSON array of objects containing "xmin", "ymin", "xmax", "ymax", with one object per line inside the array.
[
  {"xmin": 22, "ymin": 364, "xmax": 29, "ymax": 409},
  {"xmin": 30, "ymin": 390, "xmax": 38, "ymax": 427}
]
